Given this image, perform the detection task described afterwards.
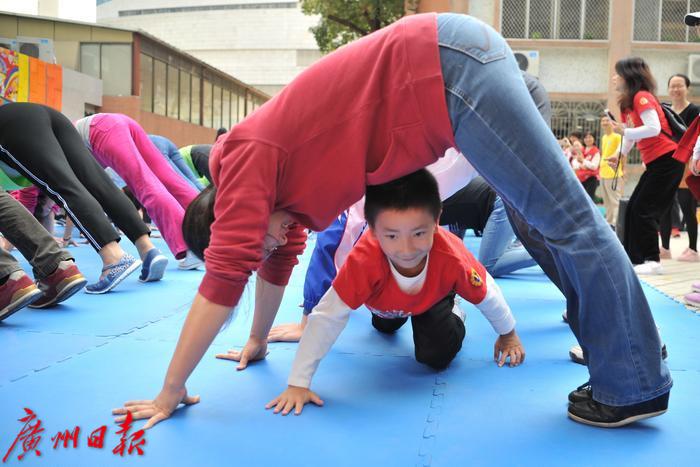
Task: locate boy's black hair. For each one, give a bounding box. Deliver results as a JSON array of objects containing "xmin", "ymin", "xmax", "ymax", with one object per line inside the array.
[
  {"xmin": 364, "ymin": 169, "xmax": 441, "ymax": 227},
  {"xmin": 182, "ymin": 185, "xmax": 217, "ymax": 260}
]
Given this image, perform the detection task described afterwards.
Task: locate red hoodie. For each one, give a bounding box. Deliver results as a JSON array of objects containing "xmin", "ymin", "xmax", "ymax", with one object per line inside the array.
[{"xmin": 202, "ymin": 13, "xmax": 455, "ymax": 307}]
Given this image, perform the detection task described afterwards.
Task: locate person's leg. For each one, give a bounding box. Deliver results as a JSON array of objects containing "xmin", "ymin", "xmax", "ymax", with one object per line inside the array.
[
  {"xmin": 88, "ymin": 115, "xmax": 187, "ymax": 258},
  {"xmin": 437, "ymin": 13, "xmax": 670, "ymax": 407},
  {"xmin": 411, "ymin": 293, "xmax": 465, "ymax": 369},
  {"xmin": 0, "ymin": 104, "xmax": 122, "ymax": 253},
  {"xmin": 659, "ymin": 206, "xmax": 673, "ymax": 251},
  {"xmin": 679, "ymin": 188, "xmax": 698, "ymax": 251},
  {"xmin": 0, "ymin": 190, "xmax": 72, "ymax": 280},
  {"xmin": 582, "ymin": 177, "xmax": 597, "ymax": 202},
  {"xmin": 629, "ymin": 156, "xmax": 684, "ymax": 264},
  {"xmin": 371, "ymin": 314, "xmax": 409, "ymax": 334},
  {"xmin": 127, "ymin": 118, "xmax": 199, "ymax": 209},
  {"xmin": 624, "ymin": 170, "xmax": 651, "ymax": 265},
  {"xmin": 478, "ymin": 196, "xmax": 536, "ymax": 277},
  {"xmin": 671, "ymin": 192, "xmax": 682, "ymax": 230},
  {"xmin": 601, "ymin": 178, "xmax": 614, "ymax": 225}
]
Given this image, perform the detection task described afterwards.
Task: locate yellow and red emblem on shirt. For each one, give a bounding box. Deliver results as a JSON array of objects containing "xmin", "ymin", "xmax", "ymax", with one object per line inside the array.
[
  {"xmin": 639, "ymin": 97, "xmax": 649, "ymax": 105},
  {"xmin": 470, "ymin": 268, "xmax": 483, "ymax": 287}
]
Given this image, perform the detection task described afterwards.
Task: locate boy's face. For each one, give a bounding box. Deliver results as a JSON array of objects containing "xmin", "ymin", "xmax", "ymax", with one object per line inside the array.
[{"xmin": 371, "ymin": 208, "xmax": 439, "ymax": 275}]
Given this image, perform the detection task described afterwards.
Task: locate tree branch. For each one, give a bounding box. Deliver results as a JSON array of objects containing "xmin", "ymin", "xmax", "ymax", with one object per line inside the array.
[{"xmin": 327, "ymin": 14, "xmax": 370, "ymax": 35}]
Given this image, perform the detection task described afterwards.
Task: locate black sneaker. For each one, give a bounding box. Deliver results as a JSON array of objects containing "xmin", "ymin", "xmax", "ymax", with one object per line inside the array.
[
  {"xmin": 568, "ymin": 381, "xmax": 592, "ymax": 403},
  {"xmin": 567, "ymin": 391, "xmax": 669, "ymax": 428}
]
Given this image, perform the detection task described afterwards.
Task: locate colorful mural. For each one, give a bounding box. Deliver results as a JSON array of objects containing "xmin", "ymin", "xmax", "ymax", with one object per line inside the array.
[{"xmin": 0, "ymin": 48, "xmax": 19, "ymax": 103}]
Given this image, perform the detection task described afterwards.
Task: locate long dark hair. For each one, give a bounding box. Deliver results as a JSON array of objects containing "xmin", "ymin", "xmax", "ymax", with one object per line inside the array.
[
  {"xmin": 182, "ymin": 185, "xmax": 217, "ymax": 260},
  {"xmin": 615, "ymin": 57, "xmax": 658, "ymax": 112}
]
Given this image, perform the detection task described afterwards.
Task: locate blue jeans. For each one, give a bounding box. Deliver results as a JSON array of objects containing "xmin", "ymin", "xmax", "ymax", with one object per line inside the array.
[
  {"xmin": 478, "ymin": 196, "xmax": 536, "ymax": 277},
  {"xmin": 437, "ymin": 13, "xmax": 671, "ymax": 405}
]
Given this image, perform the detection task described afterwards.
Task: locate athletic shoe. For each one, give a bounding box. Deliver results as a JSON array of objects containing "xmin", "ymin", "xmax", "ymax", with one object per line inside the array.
[
  {"xmin": 0, "ymin": 271, "xmax": 42, "ymax": 321},
  {"xmin": 29, "ymin": 261, "xmax": 87, "ymax": 308},
  {"xmin": 569, "ymin": 343, "xmax": 668, "ymax": 365},
  {"xmin": 178, "ymin": 250, "xmax": 204, "ymax": 270},
  {"xmin": 85, "ymin": 254, "xmax": 141, "ymax": 294},
  {"xmin": 659, "ymin": 247, "xmax": 672, "ymax": 259},
  {"xmin": 567, "ymin": 391, "xmax": 669, "ymax": 428},
  {"xmin": 692, "ymin": 281, "xmax": 700, "ymax": 293},
  {"xmin": 672, "ymin": 227, "xmax": 681, "ymax": 238},
  {"xmin": 633, "ymin": 261, "xmax": 663, "ymax": 275},
  {"xmin": 677, "ymin": 248, "xmax": 700, "ymax": 262},
  {"xmin": 568, "ymin": 381, "xmax": 592, "ymax": 404},
  {"xmin": 138, "ymin": 248, "xmax": 168, "ymax": 282}
]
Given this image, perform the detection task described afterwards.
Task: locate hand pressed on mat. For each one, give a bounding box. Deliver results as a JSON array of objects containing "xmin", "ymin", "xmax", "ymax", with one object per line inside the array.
[
  {"xmin": 113, "ymin": 386, "xmax": 200, "ymax": 430},
  {"xmin": 216, "ymin": 335, "xmax": 269, "ymax": 370},
  {"xmin": 266, "ymin": 385, "xmax": 324, "ymax": 416},
  {"xmin": 494, "ymin": 329, "xmax": 525, "ymax": 367}
]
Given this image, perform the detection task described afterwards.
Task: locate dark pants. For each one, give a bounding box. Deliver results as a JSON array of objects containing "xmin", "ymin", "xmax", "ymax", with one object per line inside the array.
[
  {"xmin": 0, "ymin": 191, "xmax": 72, "ymax": 280},
  {"xmin": 371, "ymin": 293, "xmax": 465, "ymax": 370},
  {"xmin": 660, "ymin": 188, "xmax": 697, "ymax": 250},
  {"xmin": 0, "ymin": 103, "xmax": 149, "ymax": 251},
  {"xmin": 624, "ymin": 154, "xmax": 685, "ymax": 264},
  {"xmin": 581, "ymin": 177, "xmax": 598, "ymax": 202}
]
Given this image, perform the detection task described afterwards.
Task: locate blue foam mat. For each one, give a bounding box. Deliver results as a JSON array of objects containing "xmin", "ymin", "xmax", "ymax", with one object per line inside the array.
[{"xmin": 0, "ymin": 233, "xmax": 697, "ymax": 466}]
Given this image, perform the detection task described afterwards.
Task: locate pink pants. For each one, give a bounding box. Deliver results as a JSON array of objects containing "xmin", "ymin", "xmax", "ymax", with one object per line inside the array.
[{"xmin": 89, "ymin": 114, "xmax": 198, "ymax": 258}]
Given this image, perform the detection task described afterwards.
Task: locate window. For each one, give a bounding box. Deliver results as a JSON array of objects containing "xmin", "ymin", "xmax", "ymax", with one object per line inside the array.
[
  {"xmin": 153, "ymin": 59, "xmax": 166, "ymax": 116},
  {"xmin": 167, "ymin": 65, "xmax": 179, "ymax": 119},
  {"xmin": 501, "ymin": 0, "xmax": 610, "ymax": 40},
  {"xmin": 238, "ymin": 93, "xmax": 246, "ymax": 122},
  {"xmin": 179, "ymin": 70, "xmax": 191, "ymax": 122},
  {"xmin": 140, "ymin": 54, "xmax": 153, "ymax": 113},
  {"xmin": 203, "ymin": 80, "xmax": 213, "ymax": 128},
  {"xmin": 101, "ymin": 45, "xmax": 132, "ymax": 95},
  {"xmin": 80, "ymin": 44, "xmax": 133, "ymax": 96},
  {"xmin": 634, "ymin": 0, "xmax": 700, "ymax": 42},
  {"xmin": 80, "ymin": 44, "xmax": 100, "ymax": 79},
  {"xmin": 191, "ymin": 75, "xmax": 201, "ymax": 125},
  {"xmin": 213, "ymin": 85, "xmax": 222, "ymax": 129},
  {"xmin": 222, "ymin": 89, "xmax": 231, "ymax": 130},
  {"xmin": 231, "ymin": 90, "xmax": 240, "ymax": 124}
]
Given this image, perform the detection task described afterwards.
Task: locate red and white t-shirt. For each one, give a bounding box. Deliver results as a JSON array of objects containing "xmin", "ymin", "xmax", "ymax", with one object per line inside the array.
[
  {"xmin": 622, "ymin": 91, "xmax": 677, "ymax": 165},
  {"xmin": 334, "ymin": 227, "xmax": 489, "ymax": 317},
  {"xmin": 287, "ymin": 227, "xmax": 516, "ymax": 388}
]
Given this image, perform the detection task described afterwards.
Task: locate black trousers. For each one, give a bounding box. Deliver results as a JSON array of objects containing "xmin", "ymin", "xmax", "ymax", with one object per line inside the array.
[
  {"xmin": 581, "ymin": 177, "xmax": 599, "ymax": 202},
  {"xmin": 624, "ymin": 153, "xmax": 685, "ymax": 264},
  {"xmin": 660, "ymin": 188, "xmax": 697, "ymax": 250},
  {"xmin": 371, "ymin": 293, "xmax": 465, "ymax": 370},
  {"xmin": 0, "ymin": 103, "xmax": 149, "ymax": 251}
]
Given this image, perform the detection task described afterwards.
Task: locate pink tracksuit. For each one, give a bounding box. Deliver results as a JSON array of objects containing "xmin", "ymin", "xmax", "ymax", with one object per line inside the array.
[{"xmin": 86, "ymin": 114, "xmax": 198, "ymax": 259}]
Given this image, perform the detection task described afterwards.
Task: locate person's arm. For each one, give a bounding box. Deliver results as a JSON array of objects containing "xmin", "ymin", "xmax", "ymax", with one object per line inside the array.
[
  {"xmin": 215, "ymin": 276, "xmax": 285, "ymax": 369},
  {"xmin": 582, "ymin": 150, "xmax": 601, "ymax": 170},
  {"xmin": 266, "ymin": 287, "xmax": 352, "ymax": 415},
  {"xmin": 623, "ymin": 108, "xmax": 661, "ymax": 140}
]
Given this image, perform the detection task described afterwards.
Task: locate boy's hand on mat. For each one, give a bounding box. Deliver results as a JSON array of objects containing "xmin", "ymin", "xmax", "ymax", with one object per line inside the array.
[
  {"xmin": 215, "ymin": 336, "xmax": 268, "ymax": 370},
  {"xmin": 112, "ymin": 386, "xmax": 200, "ymax": 430},
  {"xmin": 266, "ymin": 385, "xmax": 324, "ymax": 416},
  {"xmin": 494, "ymin": 329, "xmax": 525, "ymax": 368},
  {"xmin": 268, "ymin": 317, "xmax": 307, "ymax": 342}
]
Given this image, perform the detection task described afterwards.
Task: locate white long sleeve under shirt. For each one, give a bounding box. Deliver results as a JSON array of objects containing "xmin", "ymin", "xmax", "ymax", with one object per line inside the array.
[
  {"xmin": 287, "ymin": 264, "xmax": 515, "ymax": 389},
  {"xmin": 621, "ymin": 108, "xmax": 661, "ymax": 156}
]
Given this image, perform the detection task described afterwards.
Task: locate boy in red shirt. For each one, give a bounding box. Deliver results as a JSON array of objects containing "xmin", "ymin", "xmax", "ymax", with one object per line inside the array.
[{"xmin": 267, "ymin": 169, "xmax": 524, "ymax": 415}]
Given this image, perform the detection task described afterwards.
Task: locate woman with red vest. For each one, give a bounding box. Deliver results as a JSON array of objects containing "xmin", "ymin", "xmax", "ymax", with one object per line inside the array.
[
  {"xmin": 114, "ymin": 14, "xmax": 671, "ymax": 430},
  {"xmin": 608, "ymin": 57, "xmax": 684, "ymax": 275},
  {"xmin": 572, "ymin": 132, "xmax": 601, "ymax": 201}
]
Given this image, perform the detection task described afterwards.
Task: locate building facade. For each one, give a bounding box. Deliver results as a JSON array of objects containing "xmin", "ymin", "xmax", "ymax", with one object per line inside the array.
[
  {"xmin": 96, "ymin": 0, "xmax": 322, "ymax": 96},
  {"xmin": 0, "ymin": 11, "xmax": 269, "ymax": 146}
]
